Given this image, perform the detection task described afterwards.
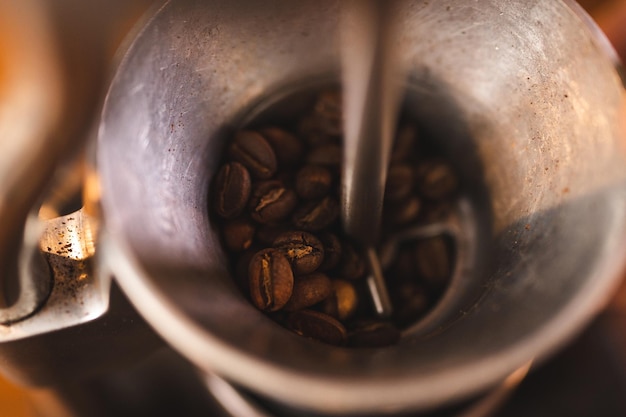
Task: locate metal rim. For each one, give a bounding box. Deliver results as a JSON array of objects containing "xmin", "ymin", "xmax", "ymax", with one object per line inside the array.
[
  {"xmin": 102, "ymin": 223, "xmax": 626, "ymax": 413},
  {"xmin": 98, "ymin": 0, "xmax": 626, "ymax": 413}
]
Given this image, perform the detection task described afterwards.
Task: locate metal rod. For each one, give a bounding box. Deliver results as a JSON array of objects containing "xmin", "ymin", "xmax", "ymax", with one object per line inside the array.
[
  {"xmin": 340, "ymin": 0, "xmax": 401, "ymax": 245},
  {"xmin": 340, "ymin": 0, "xmax": 402, "ymax": 317},
  {"xmin": 366, "ymin": 248, "xmax": 393, "ymax": 318}
]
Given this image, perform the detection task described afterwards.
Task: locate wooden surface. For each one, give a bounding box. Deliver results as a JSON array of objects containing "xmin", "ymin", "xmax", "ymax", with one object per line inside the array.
[{"xmin": 0, "ymin": 376, "xmax": 34, "ymax": 417}]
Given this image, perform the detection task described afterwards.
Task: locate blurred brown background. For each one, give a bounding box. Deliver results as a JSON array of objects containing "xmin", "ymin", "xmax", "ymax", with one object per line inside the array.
[
  {"xmin": 581, "ymin": 0, "xmax": 626, "ymax": 60},
  {"xmin": 1, "ymin": 0, "xmax": 626, "ymax": 416}
]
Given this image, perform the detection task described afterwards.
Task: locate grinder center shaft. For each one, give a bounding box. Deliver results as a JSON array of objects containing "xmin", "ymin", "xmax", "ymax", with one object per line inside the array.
[{"xmin": 340, "ymin": 0, "xmax": 402, "ymax": 317}]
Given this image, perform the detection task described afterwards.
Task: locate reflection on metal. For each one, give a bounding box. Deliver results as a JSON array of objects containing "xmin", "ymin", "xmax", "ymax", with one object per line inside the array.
[
  {"xmin": 340, "ymin": 1, "xmax": 405, "ymax": 321},
  {"xmin": 0, "ymin": 213, "xmax": 52, "ymax": 325},
  {"xmin": 204, "ymin": 363, "xmax": 532, "ymax": 417},
  {"xmin": 41, "ymin": 209, "xmax": 97, "ymax": 262},
  {"xmin": 457, "ymin": 361, "xmax": 532, "ymax": 417},
  {"xmin": 366, "ymin": 248, "xmax": 393, "ymax": 318},
  {"xmin": 205, "ymin": 373, "xmax": 273, "ymax": 417},
  {"xmin": 0, "ymin": 0, "xmax": 149, "ymax": 327},
  {"xmin": 340, "ymin": 0, "xmax": 402, "ymax": 245},
  {"xmin": 377, "ymin": 198, "xmax": 478, "ymax": 337},
  {"xmin": 0, "ymin": 209, "xmax": 109, "ymax": 341}
]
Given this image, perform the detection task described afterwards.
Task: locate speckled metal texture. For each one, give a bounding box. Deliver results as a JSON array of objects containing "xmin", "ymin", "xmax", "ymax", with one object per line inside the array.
[{"xmin": 97, "ymin": 0, "xmax": 626, "ymax": 414}]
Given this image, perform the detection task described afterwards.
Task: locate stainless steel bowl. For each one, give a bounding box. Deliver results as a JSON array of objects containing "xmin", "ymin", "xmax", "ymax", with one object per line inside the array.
[{"xmin": 97, "ymin": 0, "xmax": 626, "ymax": 414}]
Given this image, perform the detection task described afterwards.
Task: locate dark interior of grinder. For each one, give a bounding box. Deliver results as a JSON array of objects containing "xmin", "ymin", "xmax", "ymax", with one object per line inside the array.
[{"xmin": 211, "ymin": 87, "xmax": 466, "ymax": 347}]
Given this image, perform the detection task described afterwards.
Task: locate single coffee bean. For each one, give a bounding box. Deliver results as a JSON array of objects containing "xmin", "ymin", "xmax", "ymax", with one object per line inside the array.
[
  {"xmin": 213, "ymin": 162, "xmax": 252, "ymax": 219},
  {"xmin": 229, "ymin": 130, "xmax": 277, "ymax": 179},
  {"xmin": 314, "ymin": 90, "xmax": 342, "ymax": 122},
  {"xmin": 249, "ymin": 181, "xmax": 298, "ymax": 224},
  {"xmin": 337, "ymin": 243, "xmax": 366, "ymax": 280},
  {"xmin": 388, "ymin": 245, "xmax": 416, "ymax": 282},
  {"xmin": 286, "ymin": 309, "xmax": 347, "ymax": 346},
  {"xmin": 306, "ymin": 144, "xmax": 342, "ymax": 167},
  {"xmin": 260, "ymin": 127, "xmax": 304, "ymax": 167},
  {"xmin": 311, "ymin": 112, "xmax": 342, "ymax": 138},
  {"xmin": 292, "ymin": 196, "xmax": 339, "ymax": 231},
  {"xmin": 313, "ymin": 91, "xmax": 342, "ymax": 135},
  {"xmin": 222, "ymin": 218, "xmax": 256, "ymax": 252},
  {"xmin": 420, "ymin": 201, "xmax": 453, "ymax": 223},
  {"xmin": 273, "ymin": 231, "xmax": 324, "ymax": 275},
  {"xmin": 298, "ymin": 115, "xmax": 338, "ymax": 147},
  {"xmin": 415, "ymin": 236, "xmax": 453, "ymax": 289},
  {"xmin": 318, "ymin": 232, "xmax": 342, "ymax": 271},
  {"xmin": 415, "ymin": 160, "xmax": 458, "ymax": 200},
  {"xmin": 391, "ymin": 282, "xmax": 430, "ymax": 328},
  {"xmin": 391, "ymin": 124, "xmax": 417, "ymax": 163},
  {"xmin": 348, "ymin": 321, "xmax": 401, "ymax": 348},
  {"xmin": 318, "ymin": 294, "xmax": 339, "ymax": 318},
  {"xmin": 332, "ymin": 279, "xmax": 358, "ymax": 321},
  {"xmin": 249, "ymin": 248, "xmax": 294, "ymax": 312},
  {"xmin": 384, "ymin": 196, "xmax": 421, "ymax": 226},
  {"xmin": 384, "ymin": 164, "xmax": 414, "ymax": 202},
  {"xmin": 283, "ymin": 273, "xmax": 332, "ymax": 311},
  {"xmin": 295, "ymin": 91, "xmax": 343, "ymax": 140},
  {"xmin": 295, "ymin": 165, "xmax": 333, "ymax": 200}
]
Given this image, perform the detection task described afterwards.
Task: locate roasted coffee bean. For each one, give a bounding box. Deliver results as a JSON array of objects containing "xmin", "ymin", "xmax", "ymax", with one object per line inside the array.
[
  {"xmin": 314, "ymin": 90, "xmax": 342, "ymax": 122},
  {"xmin": 420, "ymin": 201, "xmax": 453, "ymax": 223},
  {"xmin": 298, "ymin": 115, "xmax": 338, "ymax": 147},
  {"xmin": 229, "ymin": 130, "xmax": 277, "ymax": 179},
  {"xmin": 415, "ymin": 160, "xmax": 458, "ymax": 200},
  {"xmin": 338, "ymin": 243, "xmax": 366, "ymax": 280},
  {"xmin": 292, "ymin": 196, "xmax": 339, "ymax": 231},
  {"xmin": 222, "ymin": 218, "xmax": 256, "ymax": 252},
  {"xmin": 214, "ymin": 90, "xmax": 462, "ymax": 347},
  {"xmin": 384, "ymin": 164, "xmax": 414, "ymax": 202},
  {"xmin": 384, "ymin": 196, "xmax": 421, "ymax": 226},
  {"xmin": 415, "ymin": 236, "xmax": 453, "ymax": 289},
  {"xmin": 306, "ymin": 144, "xmax": 342, "ymax": 167},
  {"xmin": 295, "ymin": 165, "xmax": 333, "ymax": 200},
  {"xmin": 283, "ymin": 273, "xmax": 332, "ymax": 311},
  {"xmin": 311, "ymin": 112, "xmax": 342, "ymax": 138},
  {"xmin": 391, "ymin": 124, "xmax": 417, "ymax": 163},
  {"xmin": 348, "ymin": 321, "xmax": 401, "ymax": 348},
  {"xmin": 387, "ymin": 245, "xmax": 415, "ymax": 282},
  {"xmin": 317, "ymin": 292, "xmax": 339, "ymax": 318},
  {"xmin": 317, "ymin": 232, "xmax": 342, "ymax": 271},
  {"xmin": 213, "ymin": 162, "xmax": 251, "ymax": 219},
  {"xmin": 260, "ymin": 127, "xmax": 304, "ymax": 167},
  {"xmin": 296, "ymin": 90, "xmax": 343, "ymax": 139},
  {"xmin": 388, "ymin": 238, "xmax": 452, "ymax": 292},
  {"xmin": 249, "ymin": 249, "xmax": 294, "ymax": 312},
  {"xmin": 286, "ymin": 309, "xmax": 347, "ymax": 346},
  {"xmin": 249, "ymin": 181, "xmax": 298, "ymax": 224},
  {"xmin": 273, "ymin": 231, "xmax": 324, "ymax": 275},
  {"xmin": 328, "ymin": 279, "xmax": 358, "ymax": 321},
  {"xmin": 392, "ymin": 282, "xmax": 430, "ymax": 328}
]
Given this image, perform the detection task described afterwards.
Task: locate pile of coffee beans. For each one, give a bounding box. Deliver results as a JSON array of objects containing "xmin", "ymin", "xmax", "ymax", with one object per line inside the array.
[{"xmin": 211, "ymin": 90, "xmax": 459, "ymax": 347}]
